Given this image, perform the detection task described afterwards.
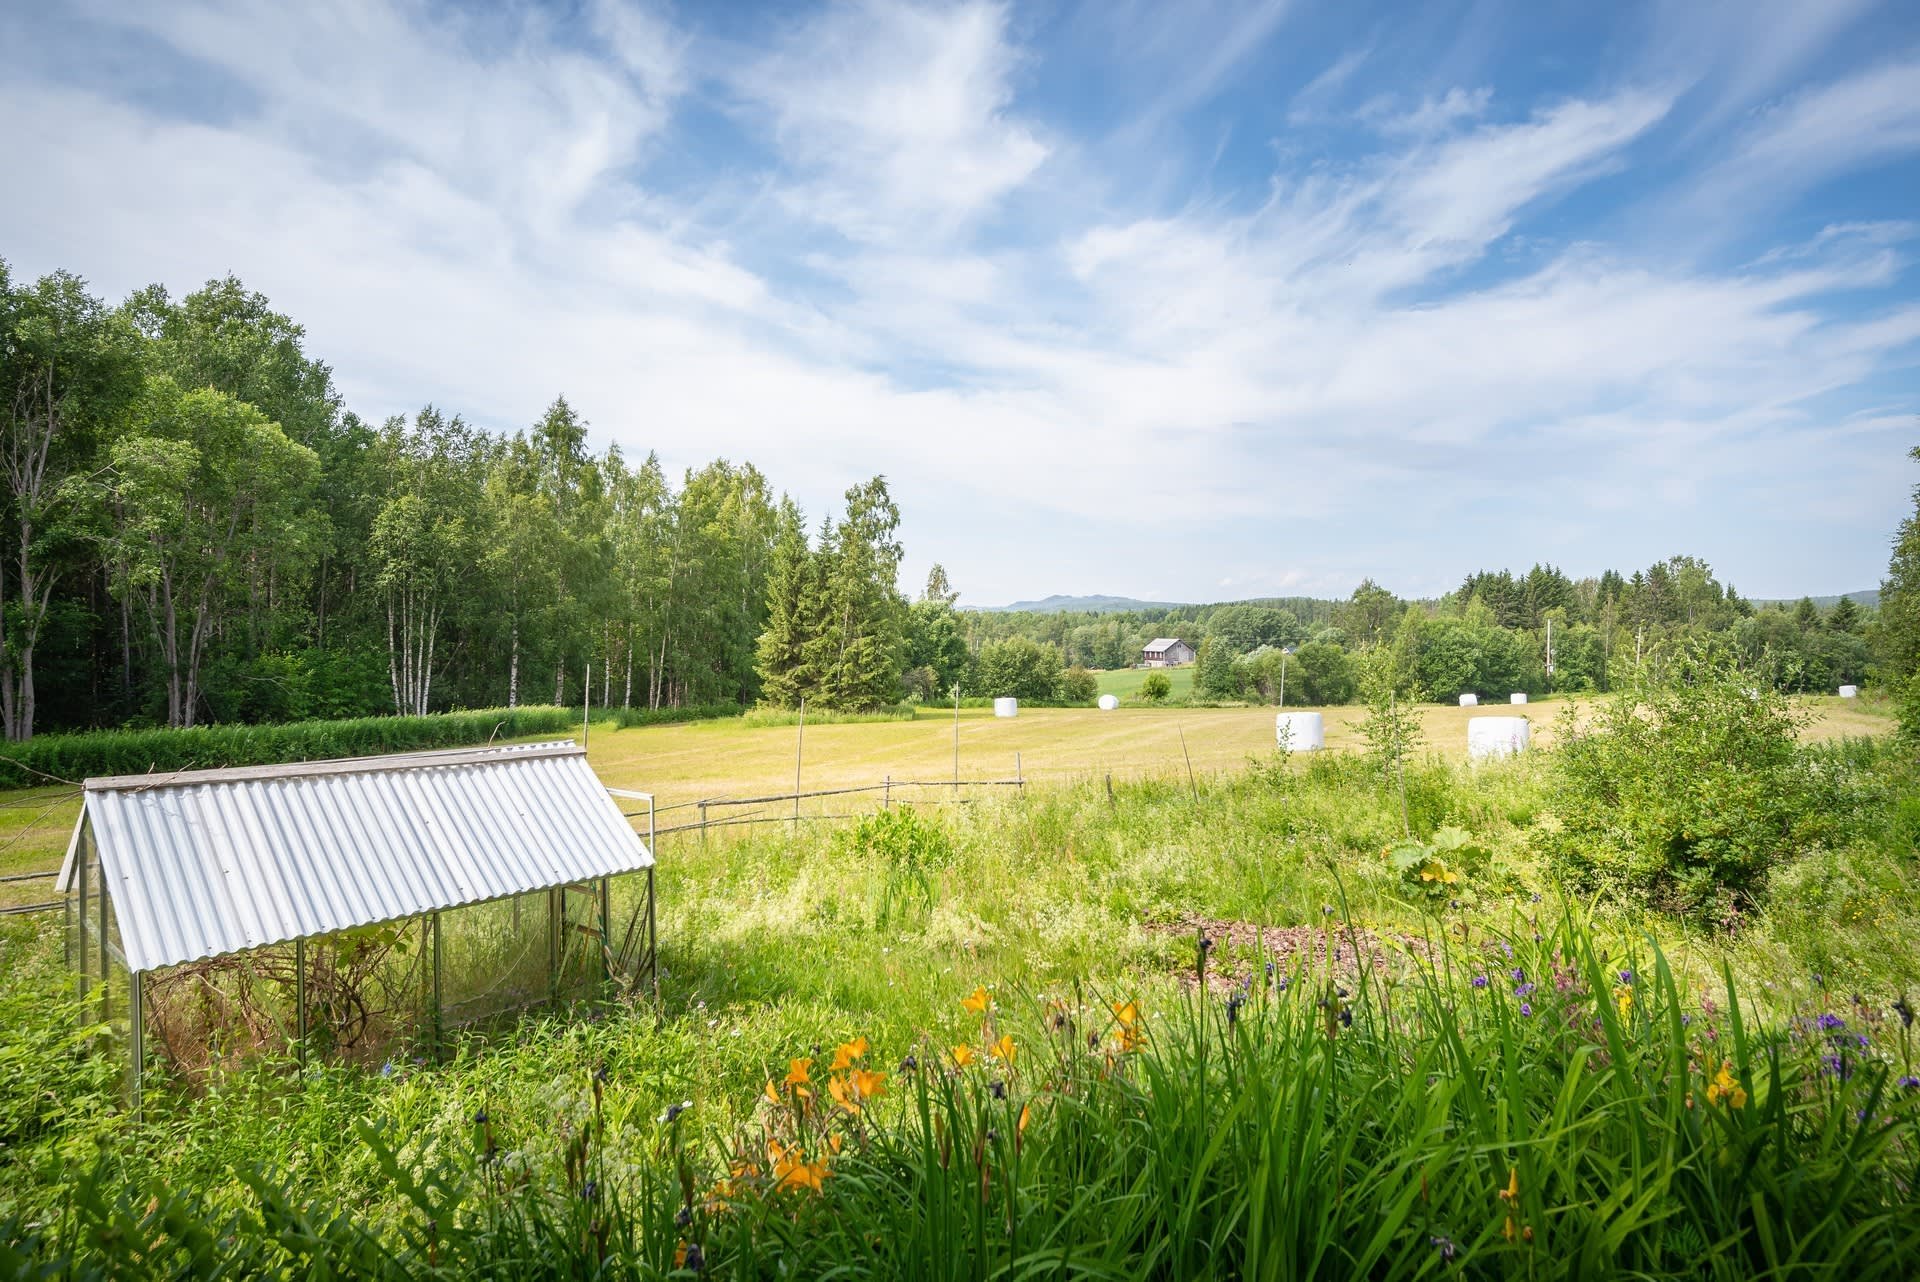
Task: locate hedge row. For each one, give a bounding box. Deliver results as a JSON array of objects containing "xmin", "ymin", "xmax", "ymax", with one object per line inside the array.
[{"xmin": 0, "ymin": 704, "xmax": 741, "ymax": 790}]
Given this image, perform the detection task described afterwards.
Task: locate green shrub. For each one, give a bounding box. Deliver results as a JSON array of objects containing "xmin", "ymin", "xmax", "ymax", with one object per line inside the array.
[
  {"xmin": 972, "ymin": 637, "xmax": 1063, "ymax": 703},
  {"xmin": 836, "ymin": 805, "xmax": 955, "ymax": 925},
  {"xmin": 1539, "ymin": 643, "xmax": 1822, "ymax": 925},
  {"xmin": 0, "ymin": 704, "xmax": 736, "ymax": 787},
  {"xmin": 1138, "ymin": 671, "xmax": 1172, "ymax": 703},
  {"xmin": 1059, "ymin": 665, "xmax": 1099, "ymax": 704}
]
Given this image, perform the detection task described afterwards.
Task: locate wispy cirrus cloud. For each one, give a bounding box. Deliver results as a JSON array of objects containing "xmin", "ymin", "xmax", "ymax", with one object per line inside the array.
[{"xmin": 0, "ymin": 0, "xmax": 1916, "ymax": 603}]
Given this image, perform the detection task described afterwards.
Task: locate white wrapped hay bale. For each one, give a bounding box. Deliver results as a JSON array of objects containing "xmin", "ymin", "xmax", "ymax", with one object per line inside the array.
[
  {"xmin": 1468, "ymin": 716, "xmax": 1530, "ymax": 760},
  {"xmin": 994, "ymin": 697, "xmax": 1018, "ymax": 718},
  {"xmin": 1510, "ymin": 692, "xmax": 1528, "ymax": 705},
  {"xmin": 1097, "ymin": 694, "xmax": 1119, "ymax": 711},
  {"xmin": 1275, "ymin": 711, "xmax": 1324, "ymax": 752},
  {"xmin": 1838, "ymin": 685, "xmax": 1858, "ymax": 699},
  {"xmin": 1459, "ymin": 693, "xmax": 1479, "ymax": 707}
]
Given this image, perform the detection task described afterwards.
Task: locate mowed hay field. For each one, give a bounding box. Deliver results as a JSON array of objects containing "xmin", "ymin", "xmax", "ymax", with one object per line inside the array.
[
  {"xmin": 1094, "ymin": 665, "xmax": 1194, "ymax": 699},
  {"xmin": 0, "ymin": 694, "xmax": 1893, "ymax": 908}
]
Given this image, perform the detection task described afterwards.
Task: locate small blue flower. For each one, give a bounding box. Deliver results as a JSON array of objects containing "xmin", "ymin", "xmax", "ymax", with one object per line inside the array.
[
  {"xmin": 1817, "ymin": 1013, "xmax": 1846, "ymax": 1032},
  {"xmin": 1515, "ymin": 982, "xmax": 1535, "ymax": 999},
  {"xmin": 583, "ymin": 1180, "xmax": 599, "ymax": 1201},
  {"xmin": 1511, "ymin": 968, "xmax": 1526, "ymax": 983},
  {"xmin": 1471, "ymin": 975, "xmax": 1489, "ymax": 989},
  {"xmin": 1618, "ymin": 970, "xmax": 1634, "ymax": 985},
  {"xmin": 1502, "ymin": 942, "xmax": 1514, "ymax": 958},
  {"xmin": 1897, "ymin": 1076, "xmax": 1919, "ymax": 1089},
  {"xmin": 683, "ymin": 1241, "xmax": 705, "ymax": 1272},
  {"xmin": 1519, "ymin": 1003, "xmax": 1533, "ymax": 1017}
]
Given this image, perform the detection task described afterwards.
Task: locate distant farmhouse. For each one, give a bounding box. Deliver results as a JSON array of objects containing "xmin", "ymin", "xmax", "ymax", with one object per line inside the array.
[{"xmin": 1141, "ymin": 638, "xmax": 1195, "ymax": 667}]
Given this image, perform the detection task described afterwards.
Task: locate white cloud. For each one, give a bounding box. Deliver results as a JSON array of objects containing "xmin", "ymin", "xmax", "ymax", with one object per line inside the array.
[
  {"xmin": 1685, "ymin": 58, "xmax": 1920, "ymax": 217},
  {"xmin": 734, "ymin": 0, "xmax": 1048, "ymax": 243},
  {"xmin": 0, "ymin": 1, "xmax": 1914, "ymax": 602}
]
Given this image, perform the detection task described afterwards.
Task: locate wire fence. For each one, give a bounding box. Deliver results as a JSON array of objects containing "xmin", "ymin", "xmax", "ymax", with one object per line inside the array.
[
  {"xmin": 627, "ymin": 776, "xmax": 1026, "ymax": 840},
  {"xmin": 0, "ymin": 868, "xmax": 60, "ymax": 916}
]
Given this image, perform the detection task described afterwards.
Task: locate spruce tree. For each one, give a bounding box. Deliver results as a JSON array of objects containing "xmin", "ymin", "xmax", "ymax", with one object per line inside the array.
[{"xmin": 753, "ymin": 517, "xmax": 813, "ymax": 708}]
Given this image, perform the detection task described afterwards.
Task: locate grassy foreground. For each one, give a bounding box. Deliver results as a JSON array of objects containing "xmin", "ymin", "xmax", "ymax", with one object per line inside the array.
[{"xmin": 2, "ymin": 735, "xmax": 1917, "ymax": 1277}]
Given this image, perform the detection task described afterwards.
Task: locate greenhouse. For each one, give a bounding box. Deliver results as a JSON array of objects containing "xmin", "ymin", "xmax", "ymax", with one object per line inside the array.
[{"xmin": 55, "ymin": 741, "xmax": 657, "ymax": 1107}]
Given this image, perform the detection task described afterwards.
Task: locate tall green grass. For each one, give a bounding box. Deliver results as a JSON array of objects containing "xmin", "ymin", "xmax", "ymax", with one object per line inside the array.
[
  {"xmin": 5, "ymin": 910, "xmax": 1916, "ymax": 1277},
  {"xmin": 2, "ymin": 737, "xmax": 1916, "ymax": 1276}
]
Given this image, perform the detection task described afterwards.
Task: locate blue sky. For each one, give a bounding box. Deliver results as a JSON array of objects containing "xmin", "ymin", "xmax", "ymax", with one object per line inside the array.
[{"xmin": 3, "ymin": 0, "xmax": 1917, "ymax": 605}]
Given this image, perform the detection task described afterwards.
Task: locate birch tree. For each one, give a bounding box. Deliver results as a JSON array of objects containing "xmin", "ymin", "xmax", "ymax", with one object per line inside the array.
[
  {"xmin": 0, "ymin": 263, "xmax": 139, "ymax": 739},
  {"xmin": 99, "ymin": 378, "xmax": 319, "ymax": 727}
]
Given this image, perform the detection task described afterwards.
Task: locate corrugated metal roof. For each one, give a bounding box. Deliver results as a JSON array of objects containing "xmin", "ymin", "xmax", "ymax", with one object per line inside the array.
[
  {"xmin": 1143, "ymin": 638, "xmax": 1188, "ymax": 651},
  {"xmin": 60, "ymin": 741, "xmax": 652, "ymax": 974}
]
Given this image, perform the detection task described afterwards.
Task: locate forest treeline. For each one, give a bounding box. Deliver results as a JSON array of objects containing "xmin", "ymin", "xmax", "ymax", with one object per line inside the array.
[
  {"xmin": 0, "ymin": 260, "xmax": 883, "ymax": 738},
  {"xmin": 5, "ymin": 258, "xmax": 1912, "ymax": 740},
  {"xmin": 953, "ymin": 559, "xmax": 1890, "ymax": 707}
]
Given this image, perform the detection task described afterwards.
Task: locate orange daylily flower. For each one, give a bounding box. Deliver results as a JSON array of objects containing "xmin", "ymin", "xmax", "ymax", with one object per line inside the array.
[
  {"xmin": 1113, "ymin": 1024, "xmax": 1145, "ymax": 1054},
  {"xmin": 1111, "ymin": 1000, "xmax": 1140, "ymax": 1028},
  {"xmin": 1018, "ymin": 1103, "xmax": 1032, "ymax": 1134},
  {"xmin": 1498, "ymin": 1167, "xmax": 1519, "ymax": 1205},
  {"xmin": 828, "ymin": 1133, "xmax": 844, "ymax": 1155},
  {"xmin": 962, "ymin": 986, "xmax": 992, "ymax": 1016},
  {"xmin": 951, "ymin": 1044, "xmax": 975, "ymax": 1068},
  {"xmin": 784, "ymin": 1057, "xmax": 814, "ymax": 1097},
  {"xmin": 852, "ymin": 1067, "xmax": 889, "ymax": 1101},
  {"xmin": 989, "ymin": 1033, "xmax": 1017, "ymax": 1064},
  {"xmin": 763, "ymin": 1079, "xmax": 781, "ymax": 1104},
  {"xmin": 829, "ymin": 1036, "xmax": 870, "ymax": 1072},
  {"xmin": 773, "ymin": 1145, "xmax": 830, "ymax": 1192},
  {"xmin": 828, "ymin": 1073, "xmax": 859, "ymax": 1115}
]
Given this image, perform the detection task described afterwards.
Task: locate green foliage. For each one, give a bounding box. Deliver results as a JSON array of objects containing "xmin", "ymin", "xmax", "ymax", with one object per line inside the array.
[
  {"xmin": 1203, "ymin": 603, "xmax": 1299, "ymax": 653},
  {"xmin": 973, "ymin": 636, "xmax": 1062, "ymax": 702},
  {"xmin": 1876, "ymin": 446, "xmax": 1920, "ymax": 737},
  {"xmin": 1192, "ymin": 635, "xmax": 1239, "ymax": 698},
  {"xmin": 1288, "ymin": 641, "xmax": 1356, "ymax": 704},
  {"xmin": 1383, "ymin": 825, "xmax": 1491, "ymax": 908},
  {"xmin": 757, "ymin": 479, "xmax": 907, "ymax": 712},
  {"xmin": 10, "ymin": 912, "xmax": 1920, "ymax": 1277},
  {"xmin": 1058, "ymin": 665, "xmax": 1099, "ymax": 704},
  {"xmin": 1139, "ymin": 670, "xmax": 1172, "ymax": 702},
  {"xmin": 1540, "ymin": 643, "xmax": 1823, "ymax": 925},
  {"xmin": 836, "ymin": 805, "xmax": 955, "ymax": 925}
]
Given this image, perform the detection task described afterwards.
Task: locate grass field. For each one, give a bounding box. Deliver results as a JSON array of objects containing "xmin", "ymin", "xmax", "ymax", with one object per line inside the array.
[
  {"xmin": 0, "ymin": 694, "xmax": 1893, "ymax": 910},
  {"xmin": 1093, "ymin": 665, "xmax": 1194, "ymax": 700}
]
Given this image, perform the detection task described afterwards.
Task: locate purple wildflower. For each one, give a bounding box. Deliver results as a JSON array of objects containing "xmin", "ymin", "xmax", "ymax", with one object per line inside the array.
[
  {"xmin": 1897, "ymin": 1076, "xmax": 1919, "ymax": 1089},
  {"xmin": 1817, "ymin": 1013, "xmax": 1846, "ymax": 1033},
  {"xmin": 1511, "ymin": 968, "xmax": 1525, "ymax": 983},
  {"xmin": 1520, "ymin": 1003, "xmax": 1533, "ymax": 1017},
  {"xmin": 1471, "ymin": 975, "xmax": 1489, "ymax": 989}
]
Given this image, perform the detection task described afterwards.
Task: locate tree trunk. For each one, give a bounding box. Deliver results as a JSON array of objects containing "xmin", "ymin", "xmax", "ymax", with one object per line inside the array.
[{"xmin": 509, "ymin": 620, "xmax": 520, "ymax": 709}]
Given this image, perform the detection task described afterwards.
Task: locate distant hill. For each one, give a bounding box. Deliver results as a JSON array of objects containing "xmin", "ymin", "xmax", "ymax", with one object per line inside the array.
[
  {"xmin": 1754, "ymin": 590, "xmax": 1879, "ymax": 610},
  {"xmin": 973, "ymin": 594, "xmax": 1187, "ymax": 614}
]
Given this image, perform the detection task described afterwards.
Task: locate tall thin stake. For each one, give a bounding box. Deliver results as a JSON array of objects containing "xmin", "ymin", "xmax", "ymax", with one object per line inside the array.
[
  {"xmin": 582, "ymin": 660, "xmax": 591, "ymax": 748},
  {"xmin": 793, "ymin": 697, "xmax": 805, "ymax": 830},
  {"xmin": 1392, "ymin": 692, "xmax": 1410, "ymax": 838},
  {"xmin": 1179, "ymin": 726, "xmax": 1199, "ymax": 804},
  {"xmin": 952, "ymin": 684, "xmax": 961, "ymax": 796}
]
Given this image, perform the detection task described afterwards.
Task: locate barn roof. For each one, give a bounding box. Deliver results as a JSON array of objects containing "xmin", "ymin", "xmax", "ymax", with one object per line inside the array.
[
  {"xmin": 57, "ymin": 741, "xmax": 651, "ymax": 974},
  {"xmin": 1143, "ymin": 638, "xmax": 1189, "ymax": 651}
]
